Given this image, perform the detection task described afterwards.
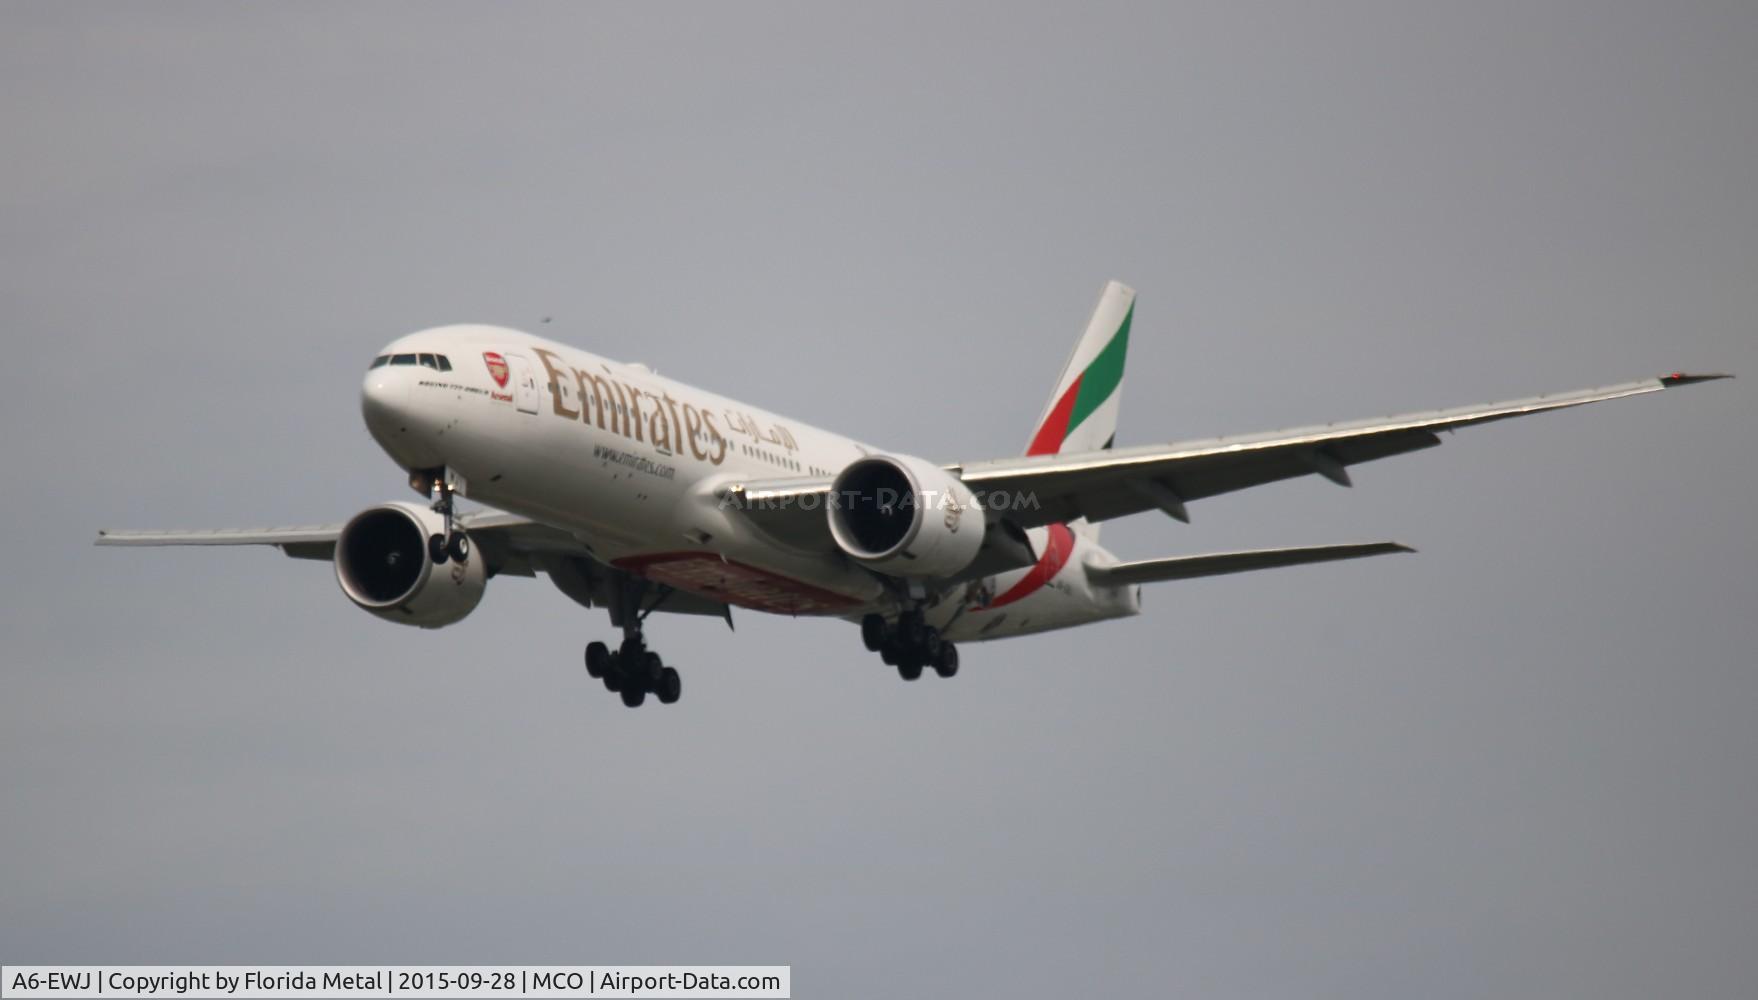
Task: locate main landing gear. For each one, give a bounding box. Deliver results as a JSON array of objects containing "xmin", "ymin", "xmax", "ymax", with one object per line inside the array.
[
  {"xmin": 863, "ymin": 611, "xmax": 959, "ymax": 682},
  {"xmin": 585, "ymin": 634, "xmax": 682, "ymax": 707},
  {"xmin": 584, "ymin": 583, "xmax": 682, "ymax": 708}
]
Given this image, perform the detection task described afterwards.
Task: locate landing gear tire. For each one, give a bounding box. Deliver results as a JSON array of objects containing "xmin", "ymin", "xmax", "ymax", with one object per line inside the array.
[
  {"xmin": 427, "ymin": 533, "xmax": 449, "ymax": 565},
  {"xmin": 590, "ymin": 580, "xmax": 688, "ymax": 707},
  {"xmin": 589, "ymin": 630, "xmax": 682, "ymax": 705},
  {"xmin": 866, "ymin": 606, "xmax": 963, "ymax": 681},
  {"xmin": 901, "ymin": 612, "xmax": 927, "ymax": 647},
  {"xmin": 933, "ymin": 643, "xmax": 960, "ymax": 678},
  {"xmin": 585, "ymin": 641, "xmax": 610, "ymax": 678},
  {"xmin": 861, "ymin": 614, "xmax": 887, "ymax": 652},
  {"xmin": 445, "ymin": 532, "xmax": 470, "ymax": 563}
]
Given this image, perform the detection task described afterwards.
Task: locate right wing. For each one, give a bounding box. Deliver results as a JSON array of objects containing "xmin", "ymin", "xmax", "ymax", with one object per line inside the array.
[
  {"xmin": 95, "ymin": 511, "xmax": 559, "ymax": 573},
  {"xmin": 1087, "ymin": 541, "xmax": 1413, "ymax": 586},
  {"xmin": 96, "ymin": 524, "xmax": 345, "ymax": 561},
  {"xmin": 95, "ymin": 510, "xmax": 732, "ymax": 618}
]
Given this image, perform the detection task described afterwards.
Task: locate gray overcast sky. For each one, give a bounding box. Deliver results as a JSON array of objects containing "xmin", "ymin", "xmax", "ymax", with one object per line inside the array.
[{"xmin": 3, "ymin": 3, "xmax": 1754, "ymax": 997}]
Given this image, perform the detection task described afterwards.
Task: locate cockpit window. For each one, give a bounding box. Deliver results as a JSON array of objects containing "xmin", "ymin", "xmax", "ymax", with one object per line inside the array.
[{"xmin": 374, "ymin": 352, "xmax": 449, "ymax": 370}]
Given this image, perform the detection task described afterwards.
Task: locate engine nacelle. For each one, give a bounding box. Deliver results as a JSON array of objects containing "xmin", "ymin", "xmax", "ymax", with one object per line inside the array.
[
  {"xmin": 334, "ymin": 502, "xmax": 485, "ymax": 628},
  {"xmin": 828, "ymin": 454, "xmax": 984, "ymax": 578}
]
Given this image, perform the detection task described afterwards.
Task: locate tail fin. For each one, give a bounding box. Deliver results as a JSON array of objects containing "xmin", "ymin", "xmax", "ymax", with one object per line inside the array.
[{"xmin": 1025, "ymin": 280, "xmax": 1135, "ymax": 540}]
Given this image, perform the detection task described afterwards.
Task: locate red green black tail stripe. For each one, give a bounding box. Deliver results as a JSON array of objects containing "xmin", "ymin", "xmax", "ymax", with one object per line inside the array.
[{"xmin": 1026, "ymin": 302, "xmax": 1132, "ymax": 456}]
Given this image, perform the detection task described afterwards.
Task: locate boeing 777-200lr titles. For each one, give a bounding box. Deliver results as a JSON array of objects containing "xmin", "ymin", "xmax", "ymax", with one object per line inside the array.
[{"xmin": 98, "ymin": 283, "xmax": 1729, "ymax": 706}]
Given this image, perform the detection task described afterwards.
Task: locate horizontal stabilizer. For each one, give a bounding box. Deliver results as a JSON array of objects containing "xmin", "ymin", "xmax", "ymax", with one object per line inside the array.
[{"xmin": 1087, "ymin": 541, "xmax": 1413, "ymax": 586}]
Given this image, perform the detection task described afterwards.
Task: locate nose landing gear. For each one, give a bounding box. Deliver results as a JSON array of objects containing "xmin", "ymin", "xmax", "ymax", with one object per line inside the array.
[
  {"xmin": 427, "ymin": 531, "xmax": 469, "ymax": 565},
  {"xmin": 420, "ymin": 468, "xmax": 470, "ymax": 565},
  {"xmin": 864, "ymin": 611, "xmax": 959, "ymax": 682}
]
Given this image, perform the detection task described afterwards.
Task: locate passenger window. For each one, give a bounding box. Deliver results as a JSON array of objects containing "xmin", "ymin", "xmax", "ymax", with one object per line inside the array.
[
  {"xmin": 369, "ymin": 356, "xmax": 389, "ymax": 369},
  {"xmin": 436, "ymin": 355, "xmax": 451, "ymax": 371},
  {"xmin": 391, "ymin": 354, "xmax": 417, "ymax": 366}
]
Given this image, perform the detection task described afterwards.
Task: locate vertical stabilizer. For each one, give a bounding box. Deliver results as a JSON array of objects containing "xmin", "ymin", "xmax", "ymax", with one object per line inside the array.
[{"xmin": 1024, "ymin": 281, "xmax": 1134, "ymax": 539}]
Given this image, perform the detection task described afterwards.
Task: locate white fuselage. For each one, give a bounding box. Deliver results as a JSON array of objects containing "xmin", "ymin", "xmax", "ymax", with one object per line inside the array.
[{"xmin": 363, "ymin": 325, "xmax": 1140, "ymax": 641}]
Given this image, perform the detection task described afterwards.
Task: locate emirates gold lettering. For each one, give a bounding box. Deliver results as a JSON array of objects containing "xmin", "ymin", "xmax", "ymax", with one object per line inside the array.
[
  {"xmin": 576, "ymin": 368, "xmax": 621, "ymax": 435},
  {"xmin": 530, "ymin": 345, "xmax": 751, "ymax": 467},
  {"xmin": 618, "ymin": 381, "xmax": 646, "ymax": 442},
  {"xmin": 661, "ymin": 392, "xmax": 686, "ymax": 449},
  {"xmin": 532, "ymin": 348, "xmax": 578, "ymax": 420},
  {"xmin": 683, "ymin": 403, "xmax": 707, "ymax": 460},
  {"xmin": 648, "ymin": 393, "xmax": 674, "ymax": 453},
  {"xmin": 701, "ymin": 411, "xmax": 728, "ymax": 464}
]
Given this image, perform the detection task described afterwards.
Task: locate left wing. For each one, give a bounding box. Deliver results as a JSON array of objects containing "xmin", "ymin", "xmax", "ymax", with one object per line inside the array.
[
  {"xmin": 719, "ymin": 373, "xmax": 1728, "ymax": 544},
  {"xmin": 953, "ymin": 373, "xmax": 1730, "ymax": 530}
]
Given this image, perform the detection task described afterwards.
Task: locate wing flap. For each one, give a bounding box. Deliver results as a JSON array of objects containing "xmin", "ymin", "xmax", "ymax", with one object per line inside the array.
[{"xmin": 1088, "ymin": 541, "xmax": 1414, "ymax": 586}]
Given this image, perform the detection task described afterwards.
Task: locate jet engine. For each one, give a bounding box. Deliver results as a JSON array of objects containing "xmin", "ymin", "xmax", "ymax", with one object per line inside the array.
[
  {"xmin": 828, "ymin": 454, "xmax": 984, "ymax": 578},
  {"xmin": 334, "ymin": 502, "xmax": 485, "ymax": 628}
]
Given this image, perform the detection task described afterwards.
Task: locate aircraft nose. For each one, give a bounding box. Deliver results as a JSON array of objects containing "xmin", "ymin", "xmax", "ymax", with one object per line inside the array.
[{"xmin": 361, "ymin": 363, "xmax": 410, "ymax": 434}]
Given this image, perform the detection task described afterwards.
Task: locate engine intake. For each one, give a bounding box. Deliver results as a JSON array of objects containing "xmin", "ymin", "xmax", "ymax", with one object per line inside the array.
[
  {"xmin": 335, "ymin": 502, "xmax": 485, "ymax": 628},
  {"xmin": 828, "ymin": 454, "xmax": 984, "ymax": 578}
]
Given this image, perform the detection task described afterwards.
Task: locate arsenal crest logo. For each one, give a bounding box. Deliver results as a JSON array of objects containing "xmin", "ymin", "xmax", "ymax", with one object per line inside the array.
[{"xmin": 482, "ymin": 351, "xmax": 510, "ymax": 388}]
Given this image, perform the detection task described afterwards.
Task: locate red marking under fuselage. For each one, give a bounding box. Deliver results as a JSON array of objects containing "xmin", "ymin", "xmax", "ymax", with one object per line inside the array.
[
  {"xmin": 612, "ymin": 552, "xmax": 863, "ymax": 615},
  {"xmin": 982, "ymin": 522, "xmax": 1075, "ymax": 609}
]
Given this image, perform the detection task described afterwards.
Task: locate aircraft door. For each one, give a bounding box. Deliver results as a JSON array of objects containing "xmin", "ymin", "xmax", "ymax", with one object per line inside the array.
[{"xmin": 508, "ymin": 354, "xmax": 540, "ymax": 414}]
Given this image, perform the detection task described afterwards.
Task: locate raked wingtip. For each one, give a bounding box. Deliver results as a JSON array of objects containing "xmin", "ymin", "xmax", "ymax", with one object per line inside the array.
[{"xmin": 1659, "ymin": 372, "xmax": 1733, "ymax": 387}]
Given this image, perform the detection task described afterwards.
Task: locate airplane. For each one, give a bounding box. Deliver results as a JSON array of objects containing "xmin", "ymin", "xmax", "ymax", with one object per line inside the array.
[{"xmin": 96, "ymin": 282, "xmax": 1729, "ymax": 707}]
